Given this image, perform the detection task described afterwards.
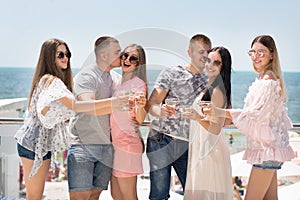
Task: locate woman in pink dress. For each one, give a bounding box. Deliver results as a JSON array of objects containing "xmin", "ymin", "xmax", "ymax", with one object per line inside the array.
[
  {"xmin": 207, "ymin": 35, "xmax": 295, "ymax": 200},
  {"xmin": 110, "ymin": 44, "xmax": 148, "ymax": 200}
]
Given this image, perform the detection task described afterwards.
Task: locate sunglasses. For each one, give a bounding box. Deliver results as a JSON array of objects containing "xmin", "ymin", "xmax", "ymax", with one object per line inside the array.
[
  {"xmin": 248, "ymin": 49, "xmax": 267, "ymax": 58},
  {"xmin": 120, "ymin": 52, "xmax": 139, "ymax": 64},
  {"xmin": 204, "ymin": 57, "xmax": 222, "ymax": 67},
  {"xmin": 57, "ymin": 51, "xmax": 71, "ymax": 59}
]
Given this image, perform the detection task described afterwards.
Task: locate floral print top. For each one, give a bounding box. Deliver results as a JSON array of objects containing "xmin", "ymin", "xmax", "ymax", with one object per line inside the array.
[{"xmin": 15, "ymin": 75, "xmax": 75, "ymax": 178}]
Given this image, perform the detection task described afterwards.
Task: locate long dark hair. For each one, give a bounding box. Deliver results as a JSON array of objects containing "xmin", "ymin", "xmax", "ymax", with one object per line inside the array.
[
  {"xmin": 203, "ymin": 46, "xmax": 232, "ymax": 108},
  {"xmin": 28, "ymin": 38, "xmax": 73, "ymax": 106}
]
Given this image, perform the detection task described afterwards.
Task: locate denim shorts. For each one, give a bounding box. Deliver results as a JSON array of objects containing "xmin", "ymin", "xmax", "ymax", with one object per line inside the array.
[
  {"xmin": 253, "ymin": 160, "xmax": 283, "ymax": 170},
  {"xmin": 67, "ymin": 144, "xmax": 113, "ymax": 192},
  {"xmin": 17, "ymin": 143, "xmax": 51, "ymax": 160}
]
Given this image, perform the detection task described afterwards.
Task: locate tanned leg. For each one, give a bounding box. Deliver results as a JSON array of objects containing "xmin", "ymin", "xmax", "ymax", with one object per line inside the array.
[
  {"xmin": 117, "ymin": 176, "xmax": 138, "ymax": 200},
  {"xmin": 110, "ymin": 175, "xmax": 122, "ymax": 200},
  {"xmin": 69, "ymin": 189, "xmax": 101, "ymax": 200},
  {"xmin": 264, "ymin": 171, "xmax": 278, "ymax": 200},
  {"xmin": 245, "ymin": 167, "xmax": 276, "ymax": 200},
  {"xmin": 89, "ymin": 189, "xmax": 101, "ymax": 200},
  {"xmin": 22, "ymin": 157, "xmax": 50, "ymax": 200}
]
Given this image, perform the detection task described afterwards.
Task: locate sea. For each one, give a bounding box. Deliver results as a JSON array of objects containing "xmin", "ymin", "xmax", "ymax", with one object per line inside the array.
[{"xmin": 0, "ymin": 67, "xmax": 299, "ymax": 123}]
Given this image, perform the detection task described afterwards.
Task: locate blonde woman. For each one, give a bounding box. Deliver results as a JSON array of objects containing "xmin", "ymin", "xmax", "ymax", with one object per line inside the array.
[{"xmin": 207, "ymin": 35, "xmax": 295, "ymax": 200}]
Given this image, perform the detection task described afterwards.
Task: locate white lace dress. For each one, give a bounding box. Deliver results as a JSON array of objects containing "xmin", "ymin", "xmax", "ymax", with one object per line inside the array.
[
  {"xmin": 184, "ymin": 96, "xmax": 233, "ymax": 200},
  {"xmin": 15, "ymin": 76, "xmax": 75, "ymax": 178}
]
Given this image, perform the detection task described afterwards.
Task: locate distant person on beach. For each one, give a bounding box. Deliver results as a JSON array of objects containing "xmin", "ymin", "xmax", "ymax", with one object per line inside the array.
[
  {"xmin": 146, "ymin": 34, "xmax": 211, "ymax": 199},
  {"xmin": 110, "ymin": 44, "xmax": 148, "ymax": 200},
  {"xmin": 206, "ymin": 35, "xmax": 295, "ymax": 200},
  {"xmin": 182, "ymin": 46, "xmax": 233, "ymax": 199},
  {"xmin": 229, "ymin": 133, "xmax": 234, "ymax": 145},
  {"xmin": 67, "ymin": 36, "xmax": 123, "ymax": 200},
  {"xmin": 233, "ymin": 184, "xmax": 243, "ymax": 200},
  {"xmin": 14, "ymin": 38, "xmax": 124, "ymax": 200}
]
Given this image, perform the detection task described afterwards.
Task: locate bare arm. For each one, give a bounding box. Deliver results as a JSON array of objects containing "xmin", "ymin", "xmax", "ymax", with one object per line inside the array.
[
  {"xmin": 41, "ymin": 93, "xmax": 119, "ymax": 116},
  {"xmin": 183, "ymin": 88, "xmax": 226, "ymax": 135},
  {"xmin": 75, "ymin": 92, "xmax": 116, "ymax": 115},
  {"xmin": 146, "ymin": 88, "xmax": 175, "ymax": 117},
  {"xmin": 135, "ymin": 95, "xmax": 147, "ymax": 124}
]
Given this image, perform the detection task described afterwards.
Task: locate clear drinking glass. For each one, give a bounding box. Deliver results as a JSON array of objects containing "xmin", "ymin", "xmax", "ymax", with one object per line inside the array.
[
  {"xmin": 134, "ymin": 91, "xmax": 145, "ymax": 108},
  {"xmin": 165, "ymin": 98, "xmax": 180, "ymax": 118},
  {"xmin": 165, "ymin": 98, "xmax": 180, "ymax": 107},
  {"xmin": 198, "ymin": 100, "xmax": 212, "ymax": 120},
  {"xmin": 116, "ymin": 90, "xmax": 130, "ymax": 111}
]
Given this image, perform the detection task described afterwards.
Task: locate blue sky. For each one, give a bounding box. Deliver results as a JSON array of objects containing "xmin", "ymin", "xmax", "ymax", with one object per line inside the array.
[{"xmin": 0, "ymin": 0, "xmax": 299, "ymax": 72}]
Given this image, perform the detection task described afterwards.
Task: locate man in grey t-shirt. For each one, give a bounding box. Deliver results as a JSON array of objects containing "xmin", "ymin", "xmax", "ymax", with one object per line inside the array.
[{"xmin": 68, "ymin": 36, "xmax": 122, "ymax": 199}]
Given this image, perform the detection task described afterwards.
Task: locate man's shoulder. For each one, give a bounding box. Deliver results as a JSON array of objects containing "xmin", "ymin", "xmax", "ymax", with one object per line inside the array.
[
  {"xmin": 159, "ymin": 65, "xmax": 184, "ymax": 75},
  {"xmin": 74, "ymin": 65, "xmax": 98, "ymax": 81},
  {"xmin": 76, "ymin": 65, "xmax": 97, "ymax": 75}
]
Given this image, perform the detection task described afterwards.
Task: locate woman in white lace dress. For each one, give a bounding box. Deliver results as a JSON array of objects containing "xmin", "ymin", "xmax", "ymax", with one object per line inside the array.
[
  {"xmin": 206, "ymin": 35, "xmax": 295, "ymax": 200},
  {"xmin": 183, "ymin": 46, "xmax": 233, "ymax": 199},
  {"xmin": 14, "ymin": 38, "xmax": 123, "ymax": 199}
]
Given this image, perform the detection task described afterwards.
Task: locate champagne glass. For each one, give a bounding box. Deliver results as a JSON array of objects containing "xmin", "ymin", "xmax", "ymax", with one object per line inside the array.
[
  {"xmin": 165, "ymin": 98, "xmax": 180, "ymax": 118},
  {"xmin": 116, "ymin": 90, "xmax": 130, "ymax": 111},
  {"xmin": 198, "ymin": 100, "xmax": 212, "ymax": 120},
  {"xmin": 128, "ymin": 88, "xmax": 137, "ymax": 109},
  {"xmin": 134, "ymin": 90, "xmax": 145, "ymax": 108},
  {"xmin": 165, "ymin": 98, "xmax": 180, "ymax": 107}
]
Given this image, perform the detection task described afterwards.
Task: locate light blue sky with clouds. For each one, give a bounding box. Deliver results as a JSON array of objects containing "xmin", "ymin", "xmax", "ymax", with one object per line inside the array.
[{"xmin": 0, "ymin": 0, "xmax": 299, "ymax": 72}]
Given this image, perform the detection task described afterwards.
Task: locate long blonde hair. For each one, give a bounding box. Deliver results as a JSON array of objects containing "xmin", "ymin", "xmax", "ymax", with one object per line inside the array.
[{"xmin": 251, "ymin": 35, "xmax": 286, "ymax": 102}]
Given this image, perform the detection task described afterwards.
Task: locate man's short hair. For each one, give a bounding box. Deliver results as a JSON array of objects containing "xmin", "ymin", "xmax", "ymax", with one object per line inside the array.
[
  {"xmin": 189, "ymin": 34, "xmax": 211, "ymax": 48},
  {"xmin": 94, "ymin": 36, "xmax": 119, "ymax": 54}
]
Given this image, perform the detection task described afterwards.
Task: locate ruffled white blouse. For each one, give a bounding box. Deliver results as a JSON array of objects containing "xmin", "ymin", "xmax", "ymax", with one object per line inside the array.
[
  {"xmin": 15, "ymin": 76, "xmax": 74, "ymax": 178},
  {"xmin": 229, "ymin": 79, "xmax": 295, "ymax": 164}
]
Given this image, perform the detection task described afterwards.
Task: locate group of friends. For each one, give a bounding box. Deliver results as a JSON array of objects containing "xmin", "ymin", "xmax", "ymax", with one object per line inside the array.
[{"xmin": 14, "ymin": 33, "xmax": 295, "ymax": 200}]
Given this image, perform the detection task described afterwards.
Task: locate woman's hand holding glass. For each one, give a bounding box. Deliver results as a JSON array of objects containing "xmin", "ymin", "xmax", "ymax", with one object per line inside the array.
[
  {"xmin": 134, "ymin": 91, "xmax": 146, "ymax": 109},
  {"xmin": 198, "ymin": 100, "xmax": 213, "ymax": 121},
  {"xmin": 202, "ymin": 103, "xmax": 227, "ymax": 118}
]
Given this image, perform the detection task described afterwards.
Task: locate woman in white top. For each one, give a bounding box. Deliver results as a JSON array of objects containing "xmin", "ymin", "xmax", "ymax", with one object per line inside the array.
[
  {"xmin": 15, "ymin": 38, "xmax": 124, "ymax": 199},
  {"xmin": 183, "ymin": 46, "xmax": 233, "ymax": 199}
]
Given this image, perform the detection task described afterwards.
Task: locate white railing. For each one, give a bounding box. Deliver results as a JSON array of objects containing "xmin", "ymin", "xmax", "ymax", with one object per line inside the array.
[{"xmin": 0, "ymin": 118, "xmax": 299, "ymax": 198}]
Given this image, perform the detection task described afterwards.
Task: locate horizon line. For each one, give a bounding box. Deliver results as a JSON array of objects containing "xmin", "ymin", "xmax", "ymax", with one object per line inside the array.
[{"xmin": 0, "ymin": 65, "xmax": 299, "ymax": 73}]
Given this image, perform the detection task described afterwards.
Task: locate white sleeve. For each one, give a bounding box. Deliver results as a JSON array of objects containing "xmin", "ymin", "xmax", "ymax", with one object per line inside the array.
[{"xmin": 37, "ymin": 78, "xmax": 75, "ymax": 129}]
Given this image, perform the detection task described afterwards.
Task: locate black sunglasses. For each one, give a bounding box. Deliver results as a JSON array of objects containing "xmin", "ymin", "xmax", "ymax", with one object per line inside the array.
[
  {"xmin": 204, "ymin": 57, "xmax": 222, "ymax": 67},
  {"xmin": 57, "ymin": 51, "xmax": 71, "ymax": 59},
  {"xmin": 120, "ymin": 52, "xmax": 139, "ymax": 64}
]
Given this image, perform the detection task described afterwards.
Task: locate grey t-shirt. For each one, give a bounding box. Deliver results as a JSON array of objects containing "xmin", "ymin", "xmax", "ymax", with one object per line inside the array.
[
  {"xmin": 70, "ymin": 65, "xmax": 113, "ymax": 144},
  {"xmin": 151, "ymin": 65, "xmax": 207, "ymax": 140}
]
